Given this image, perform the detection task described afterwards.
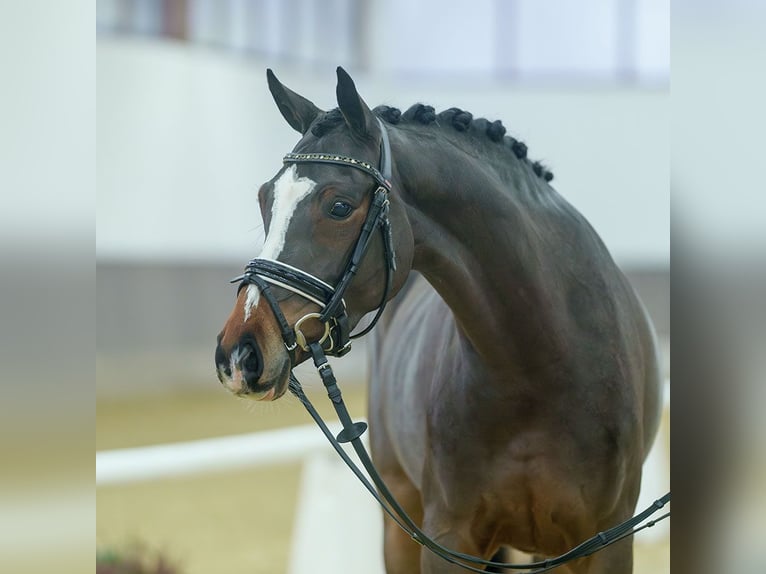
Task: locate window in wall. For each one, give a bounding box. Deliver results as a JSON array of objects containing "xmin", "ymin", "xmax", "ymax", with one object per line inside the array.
[{"xmin": 96, "ymin": 0, "xmax": 668, "ymax": 86}]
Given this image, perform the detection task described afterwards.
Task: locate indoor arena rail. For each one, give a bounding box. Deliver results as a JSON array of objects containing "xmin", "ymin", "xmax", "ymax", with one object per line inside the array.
[
  {"xmin": 97, "ymin": 384, "xmax": 668, "ymax": 487},
  {"xmin": 96, "ymin": 420, "xmax": 355, "ymax": 486}
]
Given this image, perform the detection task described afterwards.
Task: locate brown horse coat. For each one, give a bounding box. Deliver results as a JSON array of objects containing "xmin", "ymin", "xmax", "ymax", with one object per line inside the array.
[{"xmin": 215, "ymin": 68, "xmax": 662, "ymax": 573}]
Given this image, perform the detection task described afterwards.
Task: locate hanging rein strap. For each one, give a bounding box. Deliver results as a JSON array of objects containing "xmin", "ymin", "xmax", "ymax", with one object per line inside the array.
[
  {"xmin": 232, "ymin": 119, "xmax": 395, "ymax": 358},
  {"xmin": 290, "ymin": 343, "xmax": 671, "ymax": 573}
]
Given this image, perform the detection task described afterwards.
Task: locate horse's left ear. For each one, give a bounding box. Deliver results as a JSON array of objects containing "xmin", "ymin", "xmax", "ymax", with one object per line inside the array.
[
  {"xmin": 267, "ymin": 68, "xmax": 323, "ymax": 134},
  {"xmin": 336, "ymin": 66, "xmax": 375, "ymax": 138}
]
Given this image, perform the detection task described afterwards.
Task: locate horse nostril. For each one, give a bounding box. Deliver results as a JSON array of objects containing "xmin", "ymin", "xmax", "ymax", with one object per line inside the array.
[
  {"xmin": 215, "ymin": 341, "xmax": 231, "ymax": 377},
  {"xmin": 240, "ymin": 341, "xmax": 264, "ymax": 381}
]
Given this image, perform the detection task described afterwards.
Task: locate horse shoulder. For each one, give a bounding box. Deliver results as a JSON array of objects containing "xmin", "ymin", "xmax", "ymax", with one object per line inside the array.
[{"xmin": 369, "ymin": 275, "xmax": 462, "ymax": 490}]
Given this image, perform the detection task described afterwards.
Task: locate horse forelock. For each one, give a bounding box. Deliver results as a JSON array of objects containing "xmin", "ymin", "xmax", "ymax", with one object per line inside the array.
[
  {"xmin": 307, "ymin": 103, "xmax": 554, "ymax": 183},
  {"xmin": 310, "ymin": 108, "xmax": 346, "ymax": 138}
]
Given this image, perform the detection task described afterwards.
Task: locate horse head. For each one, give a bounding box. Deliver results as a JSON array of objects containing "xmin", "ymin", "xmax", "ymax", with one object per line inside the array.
[{"xmin": 215, "ymin": 67, "xmax": 413, "ymax": 400}]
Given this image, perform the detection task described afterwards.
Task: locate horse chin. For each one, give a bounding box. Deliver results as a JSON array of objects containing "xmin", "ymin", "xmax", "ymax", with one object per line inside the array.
[{"xmin": 243, "ymin": 360, "xmax": 290, "ymax": 402}]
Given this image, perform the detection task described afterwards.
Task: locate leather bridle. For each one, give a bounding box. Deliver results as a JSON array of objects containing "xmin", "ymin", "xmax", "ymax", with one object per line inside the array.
[
  {"xmin": 231, "ymin": 118, "xmax": 396, "ymax": 361},
  {"xmin": 231, "ymin": 119, "xmax": 670, "ymax": 572}
]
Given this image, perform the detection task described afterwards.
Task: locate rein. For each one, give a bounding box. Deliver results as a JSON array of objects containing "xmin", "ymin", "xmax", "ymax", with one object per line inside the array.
[
  {"xmin": 233, "ymin": 120, "xmax": 670, "ymax": 572},
  {"xmin": 289, "ymin": 348, "xmax": 670, "ymax": 572}
]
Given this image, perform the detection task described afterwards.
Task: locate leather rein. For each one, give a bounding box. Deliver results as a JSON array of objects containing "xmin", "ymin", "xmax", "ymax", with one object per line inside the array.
[{"xmin": 232, "ymin": 120, "xmax": 670, "ymax": 572}]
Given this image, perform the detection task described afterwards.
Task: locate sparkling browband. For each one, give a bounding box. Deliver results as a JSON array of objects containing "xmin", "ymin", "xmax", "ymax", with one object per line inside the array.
[{"xmin": 283, "ymin": 152, "xmax": 390, "ymax": 190}]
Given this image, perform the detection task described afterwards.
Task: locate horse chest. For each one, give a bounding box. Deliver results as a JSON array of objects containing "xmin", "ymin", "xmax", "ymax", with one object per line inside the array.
[{"xmin": 372, "ymin": 282, "xmax": 522, "ymax": 491}]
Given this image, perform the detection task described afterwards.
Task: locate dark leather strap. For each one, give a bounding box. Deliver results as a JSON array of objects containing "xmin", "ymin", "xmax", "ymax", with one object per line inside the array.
[
  {"xmin": 283, "ymin": 152, "xmax": 389, "ymax": 189},
  {"xmin": 236, "ymin": 259, "xmax": 336, "ymax": 307},
  {"xmin": 282, "ymin": 118, "xmax": 393, "ymax": 190},
  {"xmin": 320, "ymin": 186, "xmax": 388, "ymax": 322},
  {"xmin": 242, "ymin": 275, "xmax": 297, "ymax": 356},
  {"xmin": 378, "ymin": 117, "xmax": 392, "ymax": 183},
  {"xmin": 289, "ymin": 346, "xmax": 672, "ymax": 573}
]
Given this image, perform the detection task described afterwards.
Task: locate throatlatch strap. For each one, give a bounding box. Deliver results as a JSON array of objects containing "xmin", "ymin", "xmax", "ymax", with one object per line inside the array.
[{"xmin": 350, "ymin": 201, "xmax": 396, "ymax": 340}]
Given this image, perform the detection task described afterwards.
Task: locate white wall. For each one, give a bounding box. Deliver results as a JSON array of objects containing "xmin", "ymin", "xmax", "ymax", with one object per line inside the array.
[{"xmin": 97, "ymin": 37, "xmax": 669, "ymax": 267}]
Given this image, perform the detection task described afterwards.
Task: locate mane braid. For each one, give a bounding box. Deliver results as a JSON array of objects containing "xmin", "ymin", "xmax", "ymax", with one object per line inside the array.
[
  {"xmin": 311, "ymin": 104, "xmax": 554, "ymax": 182},
  {"xmin": 390, "ymin": 104, "xmax": 553, "ymax": 182}
]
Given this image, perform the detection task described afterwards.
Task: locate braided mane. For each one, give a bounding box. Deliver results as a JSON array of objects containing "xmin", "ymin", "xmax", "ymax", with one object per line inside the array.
[{"xmin": 310, "ymin": 105, "xmax": 553, "ymax": 182}]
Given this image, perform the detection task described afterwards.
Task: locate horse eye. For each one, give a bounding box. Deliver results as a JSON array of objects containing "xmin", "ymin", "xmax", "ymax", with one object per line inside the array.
[{"xmin": 329, "ymin": 201, "xmax": 353, "ymax": 219}]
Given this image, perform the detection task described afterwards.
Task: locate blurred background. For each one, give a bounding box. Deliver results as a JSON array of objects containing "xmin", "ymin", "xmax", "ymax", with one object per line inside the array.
[
  {"xmin": 8, "ymin": 1, "xmax": 766, "ymax": 573},
  {"xmin": 94, "ymin": 1, "xmax": 670, "ymax": 573}
]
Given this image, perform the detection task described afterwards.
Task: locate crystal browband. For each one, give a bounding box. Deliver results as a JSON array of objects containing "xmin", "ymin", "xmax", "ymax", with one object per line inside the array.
[{"xmin": 283, "ymin": 152, "xmax": 390, "ymax": 190}]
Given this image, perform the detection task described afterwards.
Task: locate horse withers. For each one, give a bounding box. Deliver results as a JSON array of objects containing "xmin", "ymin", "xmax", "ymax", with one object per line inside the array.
[{"xmin": 215, "ymin": 68, "xmax": 662, "ymax": 574}]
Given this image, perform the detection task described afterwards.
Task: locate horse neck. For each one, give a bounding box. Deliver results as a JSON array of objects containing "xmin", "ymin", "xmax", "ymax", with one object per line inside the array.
[{"xmin": 394, "ymin": 131, "xmax": 566, "ymax": 371}]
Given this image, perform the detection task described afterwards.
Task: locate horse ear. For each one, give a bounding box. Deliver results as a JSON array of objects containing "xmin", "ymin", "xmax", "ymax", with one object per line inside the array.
[
  {"xmin": 267, "ymin": 69, "xmax": 323, "ymax": 134},
  {"xmin": 336, "ymin": 66, "xmax": 375, "ymax": 137}
]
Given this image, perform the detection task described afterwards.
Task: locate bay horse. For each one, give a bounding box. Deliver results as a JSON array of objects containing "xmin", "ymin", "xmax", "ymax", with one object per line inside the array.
[{"xmin": 215, "ymin": 67, "xmax": 662, "ymax": 573}]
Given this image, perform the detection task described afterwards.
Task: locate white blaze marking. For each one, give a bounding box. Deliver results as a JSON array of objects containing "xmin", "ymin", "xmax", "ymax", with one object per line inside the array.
[
  {"xmin": 243, "ymin": 285, "xmax": 260, "ymax": 322},
  {"xmin": 244, "ymin": 165, "xmax": 316, "ymax": 321},
  {"xmin": 228, "ymin": 345, "xmax": 246, "ymax": 391}
]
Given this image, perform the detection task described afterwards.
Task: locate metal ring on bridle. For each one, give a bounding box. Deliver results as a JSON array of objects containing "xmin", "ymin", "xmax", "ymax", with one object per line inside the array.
[{"xmin": 294, "ymin": 313, "xmax": 333, "ymax": 352}]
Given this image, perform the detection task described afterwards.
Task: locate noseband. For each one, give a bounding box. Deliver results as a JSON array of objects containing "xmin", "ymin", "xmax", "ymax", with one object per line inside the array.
[{"xmin": 231, "ymin": 119, "xmax": 396, "ymax": 359}]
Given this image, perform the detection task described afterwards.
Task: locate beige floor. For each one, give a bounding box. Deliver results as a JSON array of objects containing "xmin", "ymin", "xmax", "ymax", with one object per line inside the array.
[{"xmin": 97, "ymin": 386, "xmax": 669, "ymax": 573}]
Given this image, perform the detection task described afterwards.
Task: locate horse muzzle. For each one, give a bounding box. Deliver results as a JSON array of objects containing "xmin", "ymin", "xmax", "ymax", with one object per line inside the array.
[{"xmin": 215, "ymin": 334, "xmax": 290, "ymax": 400}]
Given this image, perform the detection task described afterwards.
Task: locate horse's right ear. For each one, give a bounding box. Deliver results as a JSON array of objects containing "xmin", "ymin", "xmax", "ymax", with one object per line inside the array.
[
  {"xmin": 336, "ymin": 66, "xmax": 374, "ymax": 138},
  {"xmin": 266, "ymin": 69, "xmax": 323, "ymax": 134}
]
